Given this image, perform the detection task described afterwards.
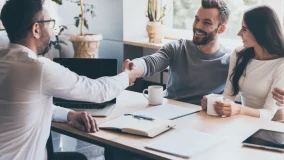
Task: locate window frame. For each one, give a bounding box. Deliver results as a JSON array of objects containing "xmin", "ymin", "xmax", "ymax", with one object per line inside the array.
[{"xmin": 165, "ymin": 0, "xmax": 283, "ymax": 49}]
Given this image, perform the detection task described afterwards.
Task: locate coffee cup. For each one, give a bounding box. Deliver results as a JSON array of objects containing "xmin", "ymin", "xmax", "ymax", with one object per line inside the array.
[
  {"xmin": 206, "ymin": 94, "xmax": 223, "ymax": 116},
  {"xmin": 143, "ymin": 85, "xmax": 163, "ymax": 105}
]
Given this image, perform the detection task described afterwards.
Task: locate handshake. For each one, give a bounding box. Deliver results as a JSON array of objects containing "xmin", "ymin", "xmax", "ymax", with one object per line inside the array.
[{"xmin": 121, "ymin": 59, "xmax": 139, "ymax": 86}]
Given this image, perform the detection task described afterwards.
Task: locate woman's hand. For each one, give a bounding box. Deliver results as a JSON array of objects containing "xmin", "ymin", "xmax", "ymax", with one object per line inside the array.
[
  {"xmin": 201, "ymin": 96, "xmax": 207, "ymax": 111},
  {"xmin": 272, "ymin": 88, "xmax": 284, "ymax": 106},
  {"xmin": 214, "ymin": 99, "xmax": 241, "ymax": 117}
]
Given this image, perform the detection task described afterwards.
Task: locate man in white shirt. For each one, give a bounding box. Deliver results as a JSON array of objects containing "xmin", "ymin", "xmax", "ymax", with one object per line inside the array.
[{"xmin": 0, "ymin": 0, "xmax": 137, "ymax": 160}]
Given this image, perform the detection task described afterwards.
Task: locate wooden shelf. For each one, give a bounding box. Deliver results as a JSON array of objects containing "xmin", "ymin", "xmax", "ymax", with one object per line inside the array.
[{"xmin": 123, "ymin": 38, "xmax": 174, "ymax": 50}]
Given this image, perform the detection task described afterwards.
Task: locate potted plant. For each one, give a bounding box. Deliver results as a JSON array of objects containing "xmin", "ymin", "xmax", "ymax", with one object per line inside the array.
[
  {"xmin": 49, "ymin": 25, "xmax": 68, "ymax": 55},
  {"xmin": 146, "ymin": 0, "xmax": 168, "ymax": 43},
  {"xmin": 52, "ymin": 0, "xmax": 102, "ymax": 58}
]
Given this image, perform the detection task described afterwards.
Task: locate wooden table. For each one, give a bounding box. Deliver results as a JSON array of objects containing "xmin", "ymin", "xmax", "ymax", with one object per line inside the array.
[{"xmin": 52, "ymin": 90, "xmax": 284, "ymax": 160}]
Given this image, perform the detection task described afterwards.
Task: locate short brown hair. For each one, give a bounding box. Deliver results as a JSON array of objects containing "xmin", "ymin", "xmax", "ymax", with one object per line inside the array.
[
  {"xmin": 1, "ymin": 0, "xmax": 45, "ymax": 43},
  {"xmin": 201, "ymin": 0, "xmax": 230, "ymax": 24}
]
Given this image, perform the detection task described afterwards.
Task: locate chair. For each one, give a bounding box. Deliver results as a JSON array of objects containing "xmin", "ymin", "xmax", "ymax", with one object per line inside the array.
[
  {"xmin": 160, "ymin": 67, "xmax": 169, "ymax": 85},
  {"xmin": 46, "ymin": 132, "xmax": 55, "ymax": 160}
]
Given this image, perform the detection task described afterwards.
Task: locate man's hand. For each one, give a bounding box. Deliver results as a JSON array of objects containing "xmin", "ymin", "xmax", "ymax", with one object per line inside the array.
[
  {"xmin": 201, "ymin": 96, "xmax": 207, "ymax": 111},
  {"xmin": 272, "ymin": 88, "xmax": 284, "ymax": 106},
  {"xmin": 121, "ymin": 59, "xmax": 135, "ymax": 71},
  {"xmin": 214, "ymin": 100, "xmax": 241, "ymax": 117},
  {"xmin": 121, "ymin": 59, "xmax": 137, "ymax": 86},
  {"xmin": 67, "ymin": 111, "xmax": 99, "ymax": 132}
]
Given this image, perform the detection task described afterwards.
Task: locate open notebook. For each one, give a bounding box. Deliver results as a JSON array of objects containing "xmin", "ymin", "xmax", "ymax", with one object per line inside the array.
[
  {"xmin": 144, "ymin": 129, "xmax": 225, "ymax": 158},
  {"xmin": 99, "ymin": 115, "xmax": 175, "ymax": 137}
]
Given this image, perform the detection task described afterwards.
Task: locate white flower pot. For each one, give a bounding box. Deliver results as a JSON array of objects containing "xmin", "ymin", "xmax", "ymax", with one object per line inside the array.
[
  {"xmin": 70, "ymin": 34, "xmax": 103, "ymax": 58},
  {"xmin": 146, "ymin": 22, "xmax": 164, "ymax": 43}
]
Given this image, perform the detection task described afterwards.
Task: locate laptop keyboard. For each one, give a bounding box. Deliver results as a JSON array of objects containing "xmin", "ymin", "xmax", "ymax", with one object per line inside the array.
[{"xmin": 55, "ymin": 103, "xmax": 107, "ymax": 109}]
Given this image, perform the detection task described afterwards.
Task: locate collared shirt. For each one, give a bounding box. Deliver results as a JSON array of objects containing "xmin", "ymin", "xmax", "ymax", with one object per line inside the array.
[{"xmin": 0, "ymin": 43, "xmax": 129, "ymax": 160}]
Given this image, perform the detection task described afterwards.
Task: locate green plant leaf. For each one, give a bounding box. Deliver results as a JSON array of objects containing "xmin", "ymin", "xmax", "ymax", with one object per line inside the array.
[
  {"xmin": 52, "ymin": 0, "xmax": 62, "ymax": 5},
  {"xmin": 54, "ymin": 45, "xmax": 61, "ymax": 50},
  {"xmin": 75, "ymin": 19, "xmax": 80, "ymax": 28},
  {"xmin": 59, "ymin": 25, "xmax": 68, "ymax": 29},
  {"xmin": 84, "ymin": 19, "xmax": 89, "ymax": 29},
  {"xmin": 58, "ymin": 40, "xmax": 68, "ymax": 45},
  {"xmin": 59, "ymin": 27, "xmax": 65, "ymax": 34},
  {"xmin": 91, "ymin": 11, "xmax": 96, "ymax": 18}
]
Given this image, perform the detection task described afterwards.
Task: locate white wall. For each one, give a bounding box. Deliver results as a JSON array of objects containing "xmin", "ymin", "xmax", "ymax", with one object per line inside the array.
[
  {"xmin": 123, "ymin": 0, "xmax": 148, "ymax": 40},
  {"xmin": 0, "ymin": 0, "xmax": 5, "ymax": 29},
  {"xmin": 48, "ymin": 0, "xmax": 124, "ymax": 71},
  {"xmin": 263, "ymin": 0, "xmax": 284, "ymax": 26}
]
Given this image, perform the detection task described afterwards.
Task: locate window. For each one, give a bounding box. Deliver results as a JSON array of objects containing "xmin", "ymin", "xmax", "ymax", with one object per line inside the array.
[{"xmin": 167, "ymin": 0, "xmax": 284, "ymax": 48}]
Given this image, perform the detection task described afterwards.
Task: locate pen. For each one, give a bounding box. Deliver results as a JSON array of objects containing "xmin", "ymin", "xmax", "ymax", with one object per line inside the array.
[{"xmin": 124, "ymin": 114, "xmax": 155, "ymax": 121}]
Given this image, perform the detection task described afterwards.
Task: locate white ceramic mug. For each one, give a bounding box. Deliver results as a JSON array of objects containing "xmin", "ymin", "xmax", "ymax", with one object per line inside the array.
[
  {"xmin": 143, "ymin": 85, "xmax": 163, "ymax": 105},
  {"xmin": 206, "ymin": 94, "xmax": 223, "ymax": 116}
]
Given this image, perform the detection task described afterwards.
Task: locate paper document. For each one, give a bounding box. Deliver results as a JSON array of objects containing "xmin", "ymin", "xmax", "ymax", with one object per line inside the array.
[
  {"xmin": 144, "ymin": 128, "xmax": 225, "ymax": 158},
  {"xmin": 131, "ymin": 104, "xmax": 201, "ymax": 120}
]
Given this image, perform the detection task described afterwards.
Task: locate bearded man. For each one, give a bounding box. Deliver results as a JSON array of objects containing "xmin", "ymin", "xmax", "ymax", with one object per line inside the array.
[{"xmin": 122, "ymin": 0, "xmax": 231, "ymax": 105}]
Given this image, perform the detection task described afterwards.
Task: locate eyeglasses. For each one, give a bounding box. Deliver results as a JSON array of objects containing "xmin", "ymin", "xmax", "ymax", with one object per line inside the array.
[{"xmin": 37, "ymin": 19, "xmax": 56, "ymax": 30}]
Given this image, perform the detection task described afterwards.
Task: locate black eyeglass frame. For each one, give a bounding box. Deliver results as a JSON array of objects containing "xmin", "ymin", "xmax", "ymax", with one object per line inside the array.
[
  {"xmin": 36, "ymin": 19, "xmax": 56, "ymax": 29},
  {"xmin": 0, "ymin": 19, "xmax": 56, "ymax": 31}
]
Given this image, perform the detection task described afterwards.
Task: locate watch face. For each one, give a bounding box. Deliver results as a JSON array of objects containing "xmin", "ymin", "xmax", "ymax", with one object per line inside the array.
[{"xmin": 243, "ymin": 129, "xmax": 284, "ymax": 151}]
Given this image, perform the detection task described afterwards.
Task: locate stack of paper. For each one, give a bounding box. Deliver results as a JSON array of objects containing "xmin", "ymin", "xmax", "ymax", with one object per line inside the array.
[
  {"xmin": 131, "ymin": 104, "xmax": 201, "ymax": 120},
  {"xmin": 144, "ymin": 128, "xmax": 225, "ymax": 158}
]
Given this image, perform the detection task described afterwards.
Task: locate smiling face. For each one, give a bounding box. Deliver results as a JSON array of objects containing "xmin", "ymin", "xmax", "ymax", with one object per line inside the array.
[
  {"xmin": 237, "ymin": 19, "xmax": 258, "ymax": 49},
  {"xmin": 192, "ymin": 7, "xmax": 224, "ymax": 45}
]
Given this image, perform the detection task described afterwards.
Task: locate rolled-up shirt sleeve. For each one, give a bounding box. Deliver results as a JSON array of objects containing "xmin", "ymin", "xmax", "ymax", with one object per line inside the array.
[{"xmin": 52, "ymin": 104, "xmax": 73, "ymax": 122}]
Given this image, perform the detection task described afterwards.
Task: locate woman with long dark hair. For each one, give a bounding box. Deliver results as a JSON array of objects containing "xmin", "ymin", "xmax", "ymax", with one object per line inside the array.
[{"xmin": 203, "ymin": 5, "xmax": 284, "ymax": 121}]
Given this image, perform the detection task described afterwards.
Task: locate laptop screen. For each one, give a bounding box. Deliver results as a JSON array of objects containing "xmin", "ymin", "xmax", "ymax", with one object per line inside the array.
[{"xmin": 53, "ymin": 58, "xmax": 117, "ymax": 104}]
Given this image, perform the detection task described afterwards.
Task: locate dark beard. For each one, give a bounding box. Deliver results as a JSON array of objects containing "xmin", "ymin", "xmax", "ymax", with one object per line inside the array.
[
  {"xmin": 37, "ymin": 34, "xmax": 51, "ymax": 56},
  {"xmin": 37, "ymin": 25, "xmax": 51, "ymax": 56},
  {"xmin": 38, "ymin": 44, "xmax": 50, "ymax": 56},
  {"xmin": 192, "ymin": 28, "xmax": 218, "ymax": 45}
]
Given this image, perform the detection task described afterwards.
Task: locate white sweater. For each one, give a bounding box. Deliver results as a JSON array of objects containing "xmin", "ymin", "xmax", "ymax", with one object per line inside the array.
[{"xmin": 223, "ymin": 47, "xmax": 284, "ymax": 121}]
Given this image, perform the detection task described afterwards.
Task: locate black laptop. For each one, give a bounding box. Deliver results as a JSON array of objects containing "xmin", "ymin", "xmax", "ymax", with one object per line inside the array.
[{"xmin": 53, "ymin": 58, "xmax": 117, "ymax": 117}]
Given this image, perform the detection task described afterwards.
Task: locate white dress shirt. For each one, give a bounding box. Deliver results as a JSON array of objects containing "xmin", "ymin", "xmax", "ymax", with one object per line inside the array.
[
  {"xmin": 223, "ymin": 47, "xmax": 284, "ymax": 121},
  {"xmin": 0, "ymin": 43, "xmax": 129, "ymax": 160}
]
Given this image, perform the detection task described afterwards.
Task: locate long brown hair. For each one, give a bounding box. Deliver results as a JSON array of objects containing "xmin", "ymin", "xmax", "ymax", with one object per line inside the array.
[{"xmin": 230, "ymin": 5, "xmax": 284, "ymax": 95}]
